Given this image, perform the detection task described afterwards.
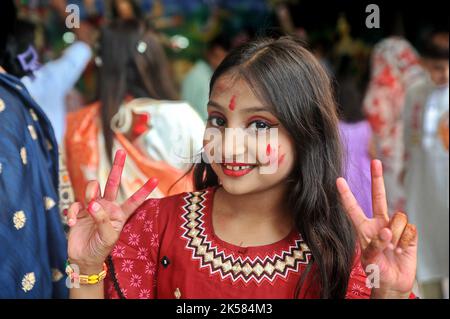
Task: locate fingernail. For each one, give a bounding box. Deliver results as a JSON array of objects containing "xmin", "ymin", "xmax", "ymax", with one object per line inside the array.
[
  {"xmin": 68, "ymin": 218, "xmax": 75, "ymax": 226},
  {"xmin": 146, "ymin": 177, "xmax": 159, "ymax": 189},
  {"xmin": 88, "ymin": 201, "xmax": 100, "ymax": 213},
  {"xmin": 388, "ymin": 243, "xmax": 395, "ymax": 250},
  {"xmin": 114, "ymin": 150, "xmax": 126, "ymax": 165},
  {"xmin": 395, "ymin": 248, "xmax": 403, "ymax": 254},
  {"xmin": 380, "ymin": 231, "xmax": 390, "ymax": 242}
]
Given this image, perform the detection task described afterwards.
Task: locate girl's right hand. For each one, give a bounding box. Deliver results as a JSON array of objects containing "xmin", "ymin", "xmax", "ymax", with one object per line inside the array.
[{"xmin": 67, "ymin": 150, "xmax": 159, "ymax": 272}]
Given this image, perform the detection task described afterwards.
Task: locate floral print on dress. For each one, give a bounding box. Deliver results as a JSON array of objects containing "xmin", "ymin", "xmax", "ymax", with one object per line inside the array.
[
  {"xmin": 112, "ymin": 245, "xmax": 126, "ymax": 258},
  {"xmin": 129, "ymin": 274, "xmax": 142, "ymax": 288},
  {"xmin": 121, "ymin": 260, "xmax": 134, "ymax": 273},
  {"xmin": 128, "ymin": 233, "xmax": 140, "ymax": 246},
  {"xmin": 105, "ymin": 198, "xmax": 160, "ymax": 299},
  {"xmin": 137, "ymin": 247, "xmax": 148, "ymax": 261},
  {"xmin": 104, "ymin": 193, "xmax": 382, "ymax": 299}
]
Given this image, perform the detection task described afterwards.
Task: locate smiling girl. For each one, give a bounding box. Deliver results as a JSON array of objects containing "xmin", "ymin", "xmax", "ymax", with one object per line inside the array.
[{"xmin": 67, "ymin": 36, "xmax": 418, "ymax": 299}]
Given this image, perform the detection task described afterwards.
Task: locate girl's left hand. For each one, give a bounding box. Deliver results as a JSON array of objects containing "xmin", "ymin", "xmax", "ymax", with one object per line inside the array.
[{"xmin": 337, "ymin": 159, "xmax": 418, "ymax": 299}]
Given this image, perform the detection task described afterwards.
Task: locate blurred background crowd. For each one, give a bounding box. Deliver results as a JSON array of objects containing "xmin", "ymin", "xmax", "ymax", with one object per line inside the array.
[{"xmin": 0, "ymin": 0, "xmax": 448, "ymax": 299}]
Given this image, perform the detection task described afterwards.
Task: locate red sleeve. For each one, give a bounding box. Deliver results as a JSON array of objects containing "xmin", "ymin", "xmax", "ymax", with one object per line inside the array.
[
  {"xmin": 104, "ymin": 198, "xmax": 161, "ymax": 299},
  {"xmin": 345, "ymin": 247, "xmax": 372, "ymax": 299}
]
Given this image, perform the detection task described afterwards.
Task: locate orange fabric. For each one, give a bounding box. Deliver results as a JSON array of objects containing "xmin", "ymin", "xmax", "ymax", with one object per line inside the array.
[
  {"xmin": 65, "ymin": 102, "xmax": 100, "ymax": 203},
  {"xmin": 65, "ymin": 102, "xmax": 194, "ymax": 203}
]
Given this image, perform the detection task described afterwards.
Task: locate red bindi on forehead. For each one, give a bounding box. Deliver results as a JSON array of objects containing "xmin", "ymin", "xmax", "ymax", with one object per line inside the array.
[{"xmin": 228, "ymin": 95, "xmax": 237, "ymax": 111}]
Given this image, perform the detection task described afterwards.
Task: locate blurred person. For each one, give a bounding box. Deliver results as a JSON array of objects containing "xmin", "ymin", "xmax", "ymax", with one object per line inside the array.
[
  {"xmin": 363, "ymin": 37, "xmax": 424, "ymax": 212},
  {"xmin": 0, "ymin": 0, "xmax": 67, "ymax": 298},
  {"xmin": 311, "ymin": 38, "xmax": 334, "ymax": 77},
  {"xmin": 65, "ymin": 19, "xmax": 204, "ymax": 204},
  {"xmin": 402, "ymin": 30, "xmax": 449, "ymax": 299},
  {"xmin": 111, "ymin": 0, "xmax": 142, "ymax": 21},
  {"xmin": 181, "ymin": 32, "xmax": 232, "ymax": 122},
  {"xmin": 336, "ymin": 55, "xmax": 374, "ymax": 218},
  {"xmin": 2, "ymin": 18, "xmax": 94, "ymax": 144}
]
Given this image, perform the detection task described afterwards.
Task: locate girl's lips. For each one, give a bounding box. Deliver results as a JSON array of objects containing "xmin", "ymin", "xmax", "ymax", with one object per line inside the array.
[{"xmin": 220, "ymin": 163, "xmax": 256, "ymax": 177}]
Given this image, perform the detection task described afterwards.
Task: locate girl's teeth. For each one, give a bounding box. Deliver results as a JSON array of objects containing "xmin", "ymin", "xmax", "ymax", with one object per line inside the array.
[{"xmin": 225, "ymin": 165, "xmax": 252, "ymax": 171}]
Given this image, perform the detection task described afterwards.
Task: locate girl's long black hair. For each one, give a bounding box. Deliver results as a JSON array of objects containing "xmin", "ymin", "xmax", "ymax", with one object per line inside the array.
[{"xmin": 193, "ymin": 36, "xmax": 356, "ymax": 298}]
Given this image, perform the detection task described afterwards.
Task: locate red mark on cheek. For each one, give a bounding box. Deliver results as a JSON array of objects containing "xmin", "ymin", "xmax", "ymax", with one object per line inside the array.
[
  {"xmin": 278, "ymin": 146, "xmax": 285, "ymax": 166},
  {"xmin": 278, "ymin": 154, "xmax": 285, "ymax": 165},
  {"xmin": 228, "ymin": 95, "xmax": 236, "ymax": 111},
  {"xmin": 266, "ymin": 144, "xmax": 271, "ymax": 156}
]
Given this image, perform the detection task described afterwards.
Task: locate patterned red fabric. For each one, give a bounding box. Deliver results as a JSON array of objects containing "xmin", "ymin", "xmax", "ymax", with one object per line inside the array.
[
  {"xmin": 363, "ymin": 37, "xmax": 424, "ymax": 211},
  {"xmin": 104, "ymin": 187, "xmax": 413, "ymax": 299}
]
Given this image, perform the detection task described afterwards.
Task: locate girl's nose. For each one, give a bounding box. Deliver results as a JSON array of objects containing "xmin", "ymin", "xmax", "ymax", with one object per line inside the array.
[{"xmin": 222, "ymin": 128, "xmax": 247, "ymax": 162}]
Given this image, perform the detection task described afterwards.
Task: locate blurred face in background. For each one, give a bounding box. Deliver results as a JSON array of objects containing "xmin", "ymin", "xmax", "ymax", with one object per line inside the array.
[
  {"xmin": 115, "ymin": 0, "xmax": 135, "ymax": 20},
  {"xmin": 206, "ymin": 45, "xmax": 228, "ymax": 70},
  {"xmin": 422, "ymin": 33, "xmax": 449, "ymax": 87},
  {"xmin": 423, "ymin": 58, "xmax": 449, "ymax": 87}
]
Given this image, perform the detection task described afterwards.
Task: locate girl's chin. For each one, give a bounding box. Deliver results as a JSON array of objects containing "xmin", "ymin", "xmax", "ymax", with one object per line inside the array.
[{"xmin": 220, "ymin": 181, "xmax": 259, "ymax": 196}]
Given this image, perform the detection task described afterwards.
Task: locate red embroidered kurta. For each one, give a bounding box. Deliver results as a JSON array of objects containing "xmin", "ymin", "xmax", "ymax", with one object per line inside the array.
[{"xmin": 104, "ymin": 187, "xmax": 374, "ymax": 299}]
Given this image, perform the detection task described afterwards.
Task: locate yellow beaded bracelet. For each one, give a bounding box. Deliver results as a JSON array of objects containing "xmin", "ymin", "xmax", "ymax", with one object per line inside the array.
[{"xmin": 65, "ymin": 261, "xmax": 108, "ymax": 285}]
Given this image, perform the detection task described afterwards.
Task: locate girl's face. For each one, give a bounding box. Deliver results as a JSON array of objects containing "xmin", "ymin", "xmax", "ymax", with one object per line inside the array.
[{"xmin": 205, "ymin": 74, "xmax": 295, "ymax": 195}]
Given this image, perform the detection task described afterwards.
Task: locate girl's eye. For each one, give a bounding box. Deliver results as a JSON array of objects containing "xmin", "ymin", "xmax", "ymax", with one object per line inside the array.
[
  {"xmin": 248, "ymin": 120, "xmax": 272, "ymax": 131},
  {"xmin": 207, "ymin": 116, "xmax": 226, "ymax": 127}
]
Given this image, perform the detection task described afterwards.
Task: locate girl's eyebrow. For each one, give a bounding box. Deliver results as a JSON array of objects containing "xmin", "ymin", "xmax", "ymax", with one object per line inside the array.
[{"xmin": 207, "ymin": 100, "xmax": 272, "ymax": 114}]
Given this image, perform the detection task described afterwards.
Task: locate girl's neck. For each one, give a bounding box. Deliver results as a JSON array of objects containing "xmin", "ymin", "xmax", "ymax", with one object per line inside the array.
[{"xmin": 212, "ymin": 184, "xmax": 294, "ymax": 247}]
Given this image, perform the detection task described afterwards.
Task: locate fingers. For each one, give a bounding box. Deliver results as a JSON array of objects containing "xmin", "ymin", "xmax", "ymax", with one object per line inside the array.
[
  {"xmin": 397, "ymin": 224, "xmax": 418, "ymax": 253},
  {"xmin": 388, "ymin": 213, "xmax": 417, "ymax": 254},
  {"xmin": 103, "ymin": 150, "xmax": 126, "ymax": 201},
  {"xmin": 67, "ymin": 202, "xmax": 83, "ymax": 227},
  {"xmin": 363, "ymin": 227, "xmax": 392, "ymax": 263},
  {"xmin": 122, "ymin": 177, "xmax": 159, "ymax": 217},
  {"xmin": 86, "ymin": 200, "xmax": 117, "ymax": 247},
  {"xmin": 371, "ymin": 160, "xmax": 389, "ymax": 222},
  {"xmin": 336, "ymin": 177, "xmax": 368, "ymax": 229},
  {"xmin": 389, "ymin": 212, "xmax": 408, "ymax": 248},
  {"xmin": 85, "ymin": 180, "xmax": 101, "ymax": 204}
]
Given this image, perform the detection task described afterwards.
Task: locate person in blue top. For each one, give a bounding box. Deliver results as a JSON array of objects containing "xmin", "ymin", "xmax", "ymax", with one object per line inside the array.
[{"xmin": 0, "ymin": 0, "xmax": 68, "ymax": 298}]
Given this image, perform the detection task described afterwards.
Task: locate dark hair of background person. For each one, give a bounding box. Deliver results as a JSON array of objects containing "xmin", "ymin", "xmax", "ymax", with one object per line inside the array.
[
  {"xmin": 97, "ymin": 19, "xmax": 178, "ymax": 162},
  {"xmin": 0, "ymin": 0, "xmax": 18, "ymax": 64},
  {"xmin": 111, "ymin": 0, "xmax": 143, "ymax": 20},
  {"xmin": 419, "ymin": 29, "xmax": 450, "ymax": 60},
  {"xmin": 334, "ymin": 54, "xmax": 366, "ymax": 123},
  {"xmin": 193, "ymin": 36, "xmax": 356, "ymax": 298},
  {"xmin": 1, "ymin": 19, "xmax": 37, "ymax": 78},
  {"xmin": 207, "ymin": 32, "xmax": 233, "ymax": 53}
]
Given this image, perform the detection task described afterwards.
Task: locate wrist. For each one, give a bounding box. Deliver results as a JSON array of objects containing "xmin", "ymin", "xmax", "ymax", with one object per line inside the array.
[
  {"xmin": 371, "ymin": 288, "xmax": 411, "ymax": 299},
  {"xmin": 67, "ymin": 259, "xmax": 105, "ymax": 274}
]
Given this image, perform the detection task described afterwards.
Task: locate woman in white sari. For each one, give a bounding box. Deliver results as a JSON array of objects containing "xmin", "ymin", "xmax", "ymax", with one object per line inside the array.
[{"xmin": 65, "ymin": 20, "xmax": 204, "ymax": 204}]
